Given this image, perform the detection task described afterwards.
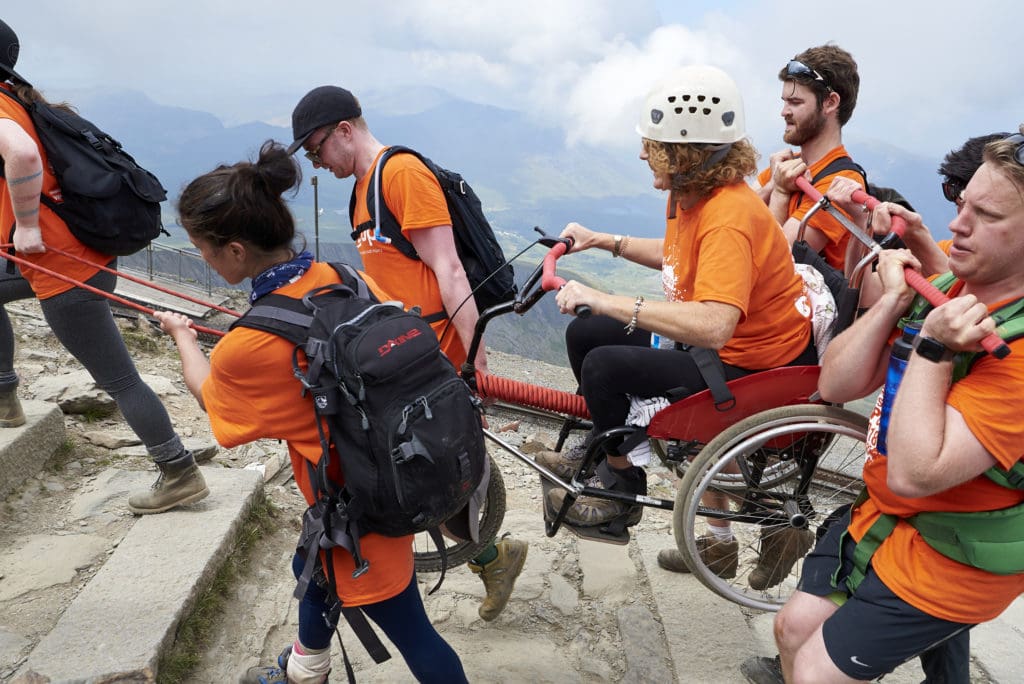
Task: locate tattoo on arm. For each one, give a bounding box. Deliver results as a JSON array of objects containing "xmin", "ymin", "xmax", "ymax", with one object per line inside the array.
[{"xmin": 9, "ymin": 170, "xmax": 42, "ymax": 187}]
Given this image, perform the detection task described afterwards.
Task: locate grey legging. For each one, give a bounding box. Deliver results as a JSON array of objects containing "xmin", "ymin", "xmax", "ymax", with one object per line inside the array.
[{"xmin": 0, "ymin": 262, "xmax": 184, "ymax": 463}]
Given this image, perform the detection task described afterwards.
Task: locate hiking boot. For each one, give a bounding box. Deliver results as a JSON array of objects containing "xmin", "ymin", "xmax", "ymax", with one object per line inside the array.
[
  {"xmin": 547, "ymin": 464, "xmax": 646, "ymax": 528},
  {"xmin": 534, "ymin": 444, "xmax": 587, "ymax": 480},
  {"xmin": 239, "ymin": 645, "xmax": 330, "ymax": 684},
  {"xmin": 657, "ymin": 535, "xmax": 738, "ymax": 579},
  {"xmin": 128, "ymin": 457, "xmax": 209, "ymax": 515},
  {"xmin": 469, "ymin": 534, "xmax": 529, "ymax": 621},
  {"xmin": 748, "ymin": 525, "xmax": 814, "ymax": 591},
  {"xmin": 739, "ymin": 655, "xmax": 784, "ymax": 684},
  {"xmin": 0, "ymin": 389, "xmax": 25, "ymax": 428}
]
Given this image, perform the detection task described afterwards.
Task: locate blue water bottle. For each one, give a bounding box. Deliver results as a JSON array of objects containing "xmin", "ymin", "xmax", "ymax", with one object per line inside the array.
[{"xmin": 877, "ymin": 321, "xmax": 921, "ymax": 455}]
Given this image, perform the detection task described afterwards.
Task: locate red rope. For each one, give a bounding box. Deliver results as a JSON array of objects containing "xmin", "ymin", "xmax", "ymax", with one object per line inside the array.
[
  {"xmin": 27, "ymin": 244, "xmax": 242, "ymax": 317},
  {"xmin": 477, "ymin": 372, "xmax": 589, "ymax": 419},
  {"xmin": 0, "ymin": 247, "xmax": 226, "ymax": 337}
]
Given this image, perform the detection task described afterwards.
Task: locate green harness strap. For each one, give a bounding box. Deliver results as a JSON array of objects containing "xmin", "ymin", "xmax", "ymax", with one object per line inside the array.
[{"xmin": 840, "ymin": 275, "xmax": 1024, "ymax": 592}]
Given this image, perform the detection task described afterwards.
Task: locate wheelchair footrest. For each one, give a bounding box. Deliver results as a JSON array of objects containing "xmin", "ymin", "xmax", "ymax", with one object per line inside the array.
[{"xmin": 540, "ymin": 478, "xmax": 633, "ymax": 546}]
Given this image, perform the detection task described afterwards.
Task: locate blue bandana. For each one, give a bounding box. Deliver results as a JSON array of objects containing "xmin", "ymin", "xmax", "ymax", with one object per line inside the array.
[{"xmin": 249, "ymin": 250, "xmax": 314, "ymax": 303}]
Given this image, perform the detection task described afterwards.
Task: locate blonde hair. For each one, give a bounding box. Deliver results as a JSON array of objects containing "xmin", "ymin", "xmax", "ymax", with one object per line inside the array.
[
  {"xmin": 982, "ymin": 124, "xmax": 1024, "ymax": 196},
  {"xmin": 643, "ymin": 137, "xmax": 759, "ymax": 197}
]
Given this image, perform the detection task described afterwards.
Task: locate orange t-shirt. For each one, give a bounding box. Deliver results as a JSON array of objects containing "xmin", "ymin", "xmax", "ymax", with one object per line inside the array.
[
  {"xmin": 662, "ymin": 182, "xmax": 811, "ymax": 369},
  {"xmin": 202, "ymin": 262, "xmax": 414, "ymax": 606},
  {"xmin": 0, "ymin": 86, "xmax": 110, "ymax": 299},
  {"xmin": 350, "ymin": 148, "xmax": 468, "ymax": 365},
  {"xmin": 757, "ymin": 145, "xmax": 865, "ymax": 272},
  {"xmin": 851, "ymin": 282, "xmax": 1024, "ymax": 623}
]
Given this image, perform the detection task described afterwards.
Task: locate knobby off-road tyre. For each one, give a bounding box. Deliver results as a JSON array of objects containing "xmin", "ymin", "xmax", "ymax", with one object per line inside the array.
[
  {"xmin": 674, "ymin": 404, "xmax": 868, "ymax": 612},
  {"xmin": 413, "ymin": 455, "xmax": 507, "ymax": 572}
]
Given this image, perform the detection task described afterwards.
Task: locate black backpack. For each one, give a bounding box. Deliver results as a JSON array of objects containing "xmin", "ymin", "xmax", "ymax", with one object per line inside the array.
[
  {"xmin": 231, "ymin": 263, "xmax": 486, "ymax": 594},
  {"xmin": 348, "ymin": 146, "xmax": 517, "ymax": 314},
  {"xmin": 0, "ymin": 88, "xmax": 168, "ymax": 255}
]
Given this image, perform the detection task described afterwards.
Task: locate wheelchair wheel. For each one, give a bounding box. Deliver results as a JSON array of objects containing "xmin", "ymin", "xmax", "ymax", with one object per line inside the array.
[
  {"xmin": 413, "ymin": 455, "xmax": 507, "ymax": 573},
  {"xmin": 674, "ymin": 405, "xmax": 868, "ymax": 612}
]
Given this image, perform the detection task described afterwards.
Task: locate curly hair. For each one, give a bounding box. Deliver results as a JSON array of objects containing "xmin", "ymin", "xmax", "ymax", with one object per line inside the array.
[
  {"xmin": 778, "ymin": 44, "xmax": 859, "ymax": 126},
  {"xmin": 643, "ymin": 137, "xmax": 759, "ymax": 197},
  {"xmin": 982, "ymin": 124, "xmax": 1024, "ymax": 197},
  {"xmin": 177, "ymin": 140, "xmax": 304, "ymax": 251}
]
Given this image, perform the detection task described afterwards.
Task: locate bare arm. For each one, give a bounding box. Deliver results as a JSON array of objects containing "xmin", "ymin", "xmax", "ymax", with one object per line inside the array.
[
  {"xmin": 560, "ymin": 222, "xmax": 664, "ymax": 270},
  {"xmin": 0, "ymin": 119, "xmax": 46, "ymax": 253},
  {"xmin": 818, "ymin": 250, "xmax": 922, "ymax": 402},
  {"xmin": 153, "ymin": 310, "xmax": 209, "ymax": 409},
  {"xmin": 407, "ymin": 224, "xmax": 488, "ymax": 373},
  {"xmin": 555, "ymin": 279, "xmax": 740, "ymax": 349},
  {"xmin": 886, "ymin": 294, "xmax": 1000, "ymax": 497}
]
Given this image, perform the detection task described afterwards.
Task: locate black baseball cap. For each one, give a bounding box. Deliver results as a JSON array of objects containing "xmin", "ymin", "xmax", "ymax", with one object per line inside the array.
[
  {"xmin": 287, "ymin": 85, "xmax": 362, "ymax": 155},
  {"xmin": 0, "ymin": 19, "xmax": 30, "ymax": 86}
]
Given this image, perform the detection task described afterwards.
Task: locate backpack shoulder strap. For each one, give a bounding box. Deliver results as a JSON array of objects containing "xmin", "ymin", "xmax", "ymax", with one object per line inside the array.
[
  {"xmin": 229, "ymin": 293, "xmax": 311, "ymax": 345},
  {"xmin": 327, "ymin": 262, "xmax": 378, "ymax": 302},
  {"xmin": 809, "ymin": 155, "xmax": 867, "ymax": 188},
  {"xmin": 349, "ymin": 145, "xmax": 420, "ymax": 261}
]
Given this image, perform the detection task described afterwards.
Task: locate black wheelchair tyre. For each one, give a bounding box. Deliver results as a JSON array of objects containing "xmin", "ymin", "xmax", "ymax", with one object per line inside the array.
[{"xmin": 413, "ymin": 455, "xmax": 507, "ymax": 573}]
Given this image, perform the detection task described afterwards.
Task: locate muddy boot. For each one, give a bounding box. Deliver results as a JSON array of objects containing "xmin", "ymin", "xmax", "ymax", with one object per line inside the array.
[
  {"xmin": 0, "ymin": 388, "xmax": 25, "ymax": 428},
  {"xmin": 657, "ymin": 535, "xmax": 738, "ymax": 579},
  {"xmin": 469, "ymin": 534, "xmax": 529, "ymax": 621},
  {"xmin": 128, "ymin": 452, "xmax": 209, "ymax": 515},
  {"xmin": 748, "ymin": 525, "xmax": 814, "ymax": 590},
  {"xmin": 0, "ymin": 372, "xmax": 25, "ymax": 428},
  {"xmin": 547, "ymin": 461, "xmax": 646, "ymax": 528}
]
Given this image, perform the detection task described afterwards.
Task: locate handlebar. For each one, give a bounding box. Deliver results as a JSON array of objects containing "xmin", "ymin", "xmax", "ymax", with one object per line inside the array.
[
  {"xmin": 540, "ymin": 240, "xmax": 591, "ymax": 318},
  {"xmin": 796, "ymin": 178, "xmax": 1009, "ymax": 359}
]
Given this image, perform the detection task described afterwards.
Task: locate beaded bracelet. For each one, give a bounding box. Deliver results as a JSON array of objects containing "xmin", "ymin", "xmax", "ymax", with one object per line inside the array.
[{"xmin": 624, "ymin": 295, "xmax": 645, "ymax": 334}]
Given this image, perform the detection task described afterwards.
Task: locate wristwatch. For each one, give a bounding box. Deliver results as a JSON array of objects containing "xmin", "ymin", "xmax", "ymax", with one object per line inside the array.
[{"xmin": 913, "ymin": 336, "xmax": 954, "ymax": 363}]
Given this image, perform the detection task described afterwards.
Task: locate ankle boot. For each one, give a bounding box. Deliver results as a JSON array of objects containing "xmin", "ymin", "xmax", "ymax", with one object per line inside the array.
[
  {"xmin": 128, "ymin": 453, "xmax": 210, "ymax": 515},
  {"xmin": 0, "ymin": 388, "xmax": 25, "ymax": 428}
]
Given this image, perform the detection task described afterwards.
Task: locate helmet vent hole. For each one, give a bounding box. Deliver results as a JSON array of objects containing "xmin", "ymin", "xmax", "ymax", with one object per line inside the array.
[
  {"xmin": 688, "ymin": 106, "xmax": 697, "ymax": 114},
  {"xmin": 722, "ymin": 111, "xmax": 735, "ymax": 126},
  {"xmin": 697, "ymin": 95, "xmax": 706, "ymax": 102},
  {"xmin": 703, "ymin": 108, "xmax": 711, "ymax": 115},
  {"xmin": 674, "ymin": 107, "xmax": 683, "ymax": 114},
  {"xmin": 712, "ymin": 97, "xmax": 721, "ymax": 104},
  {"xmin": 682, "ymin": 95, "xmax": 691, "ymax": 102},
  {"xmin": 668, "ymin": 96, "xmax": 677, "ymax": 103}
]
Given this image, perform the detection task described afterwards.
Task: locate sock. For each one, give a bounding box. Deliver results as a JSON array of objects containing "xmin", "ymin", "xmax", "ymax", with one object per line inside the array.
[
  {"xmin": 471, "ymin": 541, "xmax": 498, "ymax": 566},
  {"xmin": 710, "ymin": 524, "xmax": 733, "ymax": 542},
  {"xmin": 288, "ymin": 640, "xmax": 331, "ymax": 684}
]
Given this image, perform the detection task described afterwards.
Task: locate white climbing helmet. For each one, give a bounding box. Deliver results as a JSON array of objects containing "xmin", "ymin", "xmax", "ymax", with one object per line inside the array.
[{"xmin": 636, "ymin": 65, "xmax": 746, "ymax": 144}]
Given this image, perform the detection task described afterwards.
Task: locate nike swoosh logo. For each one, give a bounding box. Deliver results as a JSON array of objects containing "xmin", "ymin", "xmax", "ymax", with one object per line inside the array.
[{"xmin": 850, "ymin": 656, "xmax": 870, "ymax": 668}]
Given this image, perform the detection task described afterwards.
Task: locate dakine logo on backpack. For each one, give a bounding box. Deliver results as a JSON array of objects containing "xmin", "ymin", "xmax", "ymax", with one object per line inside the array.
[
  {"xmin": 0, "ymin": 87, "xmax": 169, "ymax": 255},
  {"xmin": 349, "ymin": 146, "xmax": 518, "ymax": 314}
]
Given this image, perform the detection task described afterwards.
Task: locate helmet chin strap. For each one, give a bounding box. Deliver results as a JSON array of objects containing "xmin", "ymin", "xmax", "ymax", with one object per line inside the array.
[{"xmin": 699, "ymin": 142, "xmax": 733, "ymax": 171}]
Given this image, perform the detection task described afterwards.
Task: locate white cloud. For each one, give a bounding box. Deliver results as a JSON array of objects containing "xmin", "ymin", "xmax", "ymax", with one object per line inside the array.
[{"xmin": 3, "ymin": 0, "xmax": 1020, "ymax": 159}]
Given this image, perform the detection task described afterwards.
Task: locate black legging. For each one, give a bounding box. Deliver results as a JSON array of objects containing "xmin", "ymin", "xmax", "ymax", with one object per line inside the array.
[
  {"xmin": 566, "ymin": 314, "xmax": 816, "ymax": 445},
  {"xmin": 0, "ymin": 263, "xmax": 185, "ymax": 462}
]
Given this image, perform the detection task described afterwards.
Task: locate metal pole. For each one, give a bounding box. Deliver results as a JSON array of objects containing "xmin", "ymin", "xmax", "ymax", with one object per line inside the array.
[{"xmin": 312, "ymin": 175, "xmax": 320, "ymax": 261}]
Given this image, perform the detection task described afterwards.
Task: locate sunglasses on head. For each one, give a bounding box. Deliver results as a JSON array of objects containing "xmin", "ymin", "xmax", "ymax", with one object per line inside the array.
[
  {"xmin": 941, "ymin": 179, "xmax": 965, "ymax": 205},
  {"xmin": 786, "ymin": 60, "xmax": 832, "ymax": 92},
  {"xmin": 1007, "ymin": 133, "xmax": 1024, "ymax": 166}
]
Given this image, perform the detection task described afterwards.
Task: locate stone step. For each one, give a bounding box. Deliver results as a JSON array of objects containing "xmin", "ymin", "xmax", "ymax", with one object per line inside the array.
[
  {"xmin": 12, "ymin": 467, "xmax": 262, "ymax": 683},
  {"xmin": 0, "ymin": 400, "xmax": 67, "ymax": 501}
]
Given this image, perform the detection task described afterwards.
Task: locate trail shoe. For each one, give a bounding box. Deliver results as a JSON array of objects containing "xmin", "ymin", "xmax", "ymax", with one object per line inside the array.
[
  {"xmin": 534, "ymin": 444, "xmax": 587, "ymax": 480},
  {"xmin": 739, "ymin": 654, "xmax": 784, "ymax": 684},
  {"xmin": 469, "ymin": 534, "xmax": 529, "ymax": 621},
  {"xmin": 240, "ymin": 645, "xmax": 331, "ymax": 684},
  {"xmin": 547, "ymin": 462, "xmax": 646, "ymax": 528},
  {"xmin": 748, "ymin": 525, "xmax": 814, "ymax": 590},
  {"xmin": 657, "ymin": 534, "xmax": 738, "ymax": 579},
  {"xmin": 0, "ymin": 389, "xmax": 25, "ymax": 428},
  {"xmin": 128, "ymin": 455, "xmax": 210, "ymax": 515}
]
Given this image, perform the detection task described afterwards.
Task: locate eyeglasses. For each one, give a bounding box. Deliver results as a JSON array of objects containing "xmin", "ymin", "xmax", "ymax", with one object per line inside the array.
[
  {"xmin": 304, "ymin": 123, "xmax": 339, "ymax": 165},
  {"xmin": 941, "ymin": 179, "xmax": 965, "ymax": 205},
  {"xmin": 786, "ymin": 60, "xmax": 832, "ymax": 92},
  {"xmin": 1007, "ymin": 133, "xmax": 1024, "ymax": 165}
]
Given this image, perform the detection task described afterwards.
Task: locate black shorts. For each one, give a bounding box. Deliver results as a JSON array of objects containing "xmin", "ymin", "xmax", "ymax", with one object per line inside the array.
[{"xmin": 799, "ymin": 508, "xmax": 974, "ymax": 680}]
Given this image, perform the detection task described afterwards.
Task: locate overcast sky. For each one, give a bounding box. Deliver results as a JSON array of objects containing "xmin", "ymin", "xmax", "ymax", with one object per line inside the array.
[{"xmin": 4, "ymin": 1, "xmax": 1019, "ymax": 161}]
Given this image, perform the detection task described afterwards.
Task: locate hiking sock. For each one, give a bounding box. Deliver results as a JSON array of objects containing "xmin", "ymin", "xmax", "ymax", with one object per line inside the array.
[
  {"xmin": 288, "ymin": 641, "xmax": 331, "ymax": 683},
  {"xmin": 710, "ymin": 524, "xmax": 734, "ymax": 542},
  {"xmin": 471, "ymin": 542, "xmax": 498, "ymax": 566}
]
